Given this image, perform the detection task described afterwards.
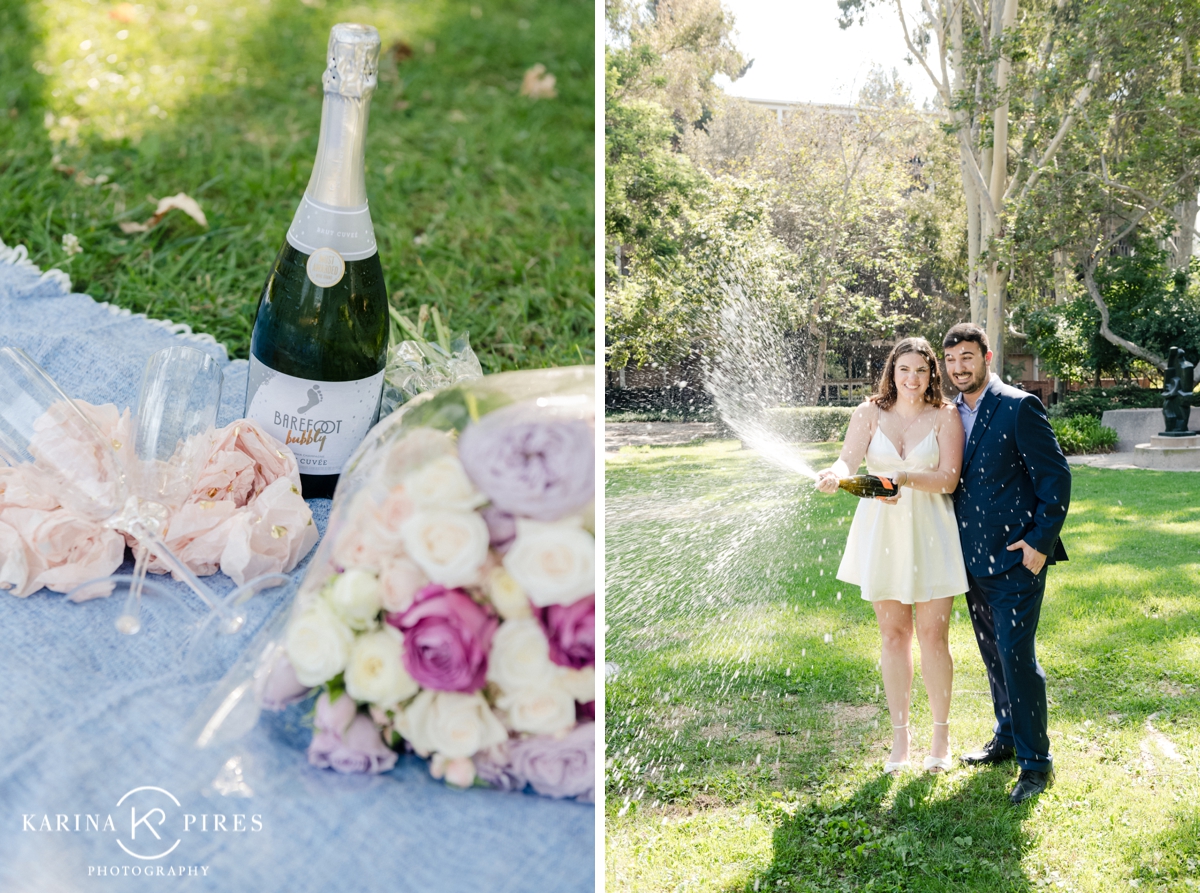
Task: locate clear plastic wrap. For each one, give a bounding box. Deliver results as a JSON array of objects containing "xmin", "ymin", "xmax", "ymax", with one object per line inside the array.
[{"xmin": 187, "ymin": 366, "xmax": 596, "ymax": 800}]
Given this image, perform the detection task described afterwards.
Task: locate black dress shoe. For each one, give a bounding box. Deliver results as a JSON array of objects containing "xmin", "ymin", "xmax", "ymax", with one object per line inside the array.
[
  {"xmin": 1009, "ymin": 769, "xmax": 1053, "ymax": 804},
  {"xmin": 960, "ymin": 737, "xmax": 1016, "ymax": 766}
]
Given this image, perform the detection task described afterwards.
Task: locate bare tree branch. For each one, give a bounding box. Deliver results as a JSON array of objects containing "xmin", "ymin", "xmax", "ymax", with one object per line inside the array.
[
  {"xmin": 1082, "ymin": 255, "xmax": 1168, "ymax": 370},
  {"xmin": 894, "ymin": 0, "xmax": 950, "ymax": 101},
  {"xmin": 1010, "ymin": 61, "xmax": 1100, "ymax": 204}
]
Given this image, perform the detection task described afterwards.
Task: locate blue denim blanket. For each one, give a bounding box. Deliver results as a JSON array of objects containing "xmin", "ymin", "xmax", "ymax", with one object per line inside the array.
[{"xmin": 0, "ymin": 241, "xmax": 594, "ymax": 892}]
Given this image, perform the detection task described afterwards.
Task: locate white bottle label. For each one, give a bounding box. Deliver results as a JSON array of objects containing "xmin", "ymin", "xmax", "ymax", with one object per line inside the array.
[{"xmin": 245, "ymin": 356, "xmax": 384, "ymax": 477}]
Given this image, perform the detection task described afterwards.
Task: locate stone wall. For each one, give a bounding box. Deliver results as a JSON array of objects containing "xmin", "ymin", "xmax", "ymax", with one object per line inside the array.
[{"xmin": 1100, "ymin": 406, "xmax": 1200, "ymax": 452}]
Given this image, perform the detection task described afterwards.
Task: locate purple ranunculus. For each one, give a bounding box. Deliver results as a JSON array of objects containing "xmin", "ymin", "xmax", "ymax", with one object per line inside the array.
[
  {"xmin": 387, "ymin": 584, "xmax": 498, "ymax": 692},
  {"xmin": 307, "ymin": 693, "xmax": 398, "ymax": 775},
  {"xmin": 480, "ymin": 505, "xmax": 518, "ymax": 553},
  {"xmin": 472, "ymin": 741, "xmax": 526, "ymax": 793},
  {"xmin": 509, "ymin": 723, "xmax": 595, "ymax": 801},
  {"xmin": 457, "ymin": 403, "xmax": 594, "ymax": 522},
  {"xmin": 537, "ymin": 594, "xmax": 595, "ymax": 669}
]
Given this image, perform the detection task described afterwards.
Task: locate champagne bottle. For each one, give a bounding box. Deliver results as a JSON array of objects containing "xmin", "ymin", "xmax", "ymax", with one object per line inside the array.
[
  {"xmin": 838, "ymin": 474, "xmax": 898, "ymax": 499},
  {"xmin": 245, "ymin": 23, "xmax": 388, "ymax": 499}
]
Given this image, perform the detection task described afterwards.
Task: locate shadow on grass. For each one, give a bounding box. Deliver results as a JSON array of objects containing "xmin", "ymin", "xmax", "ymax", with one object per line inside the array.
[{"xmin": 736, "ymin": 767, "xmax": 1037, "ymax": 893}]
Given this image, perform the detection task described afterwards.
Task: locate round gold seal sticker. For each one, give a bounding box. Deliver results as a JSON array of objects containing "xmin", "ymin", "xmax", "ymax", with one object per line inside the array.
[{"xmin": 306, "ymin": 247, "xmax": 346, "ymax": 287}]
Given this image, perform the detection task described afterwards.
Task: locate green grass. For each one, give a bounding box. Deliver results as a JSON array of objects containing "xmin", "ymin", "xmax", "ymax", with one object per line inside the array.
[
  {"xmin": 605, "ymin": 440, "xmax": 1200, "ymax": 892},
  {"xmin": 0, "ymin": 0, "xmax": 593, "ymax": 368}
]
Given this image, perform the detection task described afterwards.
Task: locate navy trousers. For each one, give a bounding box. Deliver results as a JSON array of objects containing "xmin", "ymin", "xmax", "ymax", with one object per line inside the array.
[{"xmin": 964, "ymin": 564, "xmax": 1052, "ymax": 772}]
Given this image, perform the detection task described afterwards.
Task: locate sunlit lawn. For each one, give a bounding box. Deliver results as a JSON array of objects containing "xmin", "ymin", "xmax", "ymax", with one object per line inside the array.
[
  {"xmin": 605, "ymin": 440, "xmax": 1200, "ymax": 892},
  {"xmin": 0, "ymin": 0, "xmax": 593, "ymax": 368}
]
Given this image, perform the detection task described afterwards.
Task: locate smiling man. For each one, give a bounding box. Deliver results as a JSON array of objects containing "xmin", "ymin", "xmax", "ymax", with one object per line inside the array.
[{"xmin": 943, "ymin": 323, "xmax": 1072, "ymax": 805}]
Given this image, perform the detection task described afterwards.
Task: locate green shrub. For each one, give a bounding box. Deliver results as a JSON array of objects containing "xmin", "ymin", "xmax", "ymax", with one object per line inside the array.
[
  {"xmin": 1051, "ymin": 415, "xmax": 1119, "ymax": 454},
  {"xmin": 766, "ymin": 406, "xmax": 856, "ymax": 442},
  {"xmin": 1050, "ymin": 385, "xmax": 1162, "ymax": 419}
]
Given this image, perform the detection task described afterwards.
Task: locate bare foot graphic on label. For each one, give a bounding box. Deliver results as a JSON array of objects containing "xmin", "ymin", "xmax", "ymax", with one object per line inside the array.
[{"xmin": 297, "ymin": 384, "xmax": 323, "ymax": 415}]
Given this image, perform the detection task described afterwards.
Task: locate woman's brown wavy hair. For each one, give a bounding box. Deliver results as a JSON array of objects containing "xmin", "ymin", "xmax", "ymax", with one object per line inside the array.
[{"xmin": 870, "ymin": 337, "xmax": 946, "ymax": 411}]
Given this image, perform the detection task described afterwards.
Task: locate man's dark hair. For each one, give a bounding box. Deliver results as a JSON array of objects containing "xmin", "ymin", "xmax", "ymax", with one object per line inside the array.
[{"xmin": 943, "ymin": 322, "xmax": 989, "ymax": 354}]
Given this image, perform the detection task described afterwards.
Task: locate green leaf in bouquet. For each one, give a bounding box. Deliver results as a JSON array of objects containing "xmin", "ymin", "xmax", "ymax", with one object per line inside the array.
[{"xmin": 325, "ymin": 673, "xmax": 347, "ymax": 705}]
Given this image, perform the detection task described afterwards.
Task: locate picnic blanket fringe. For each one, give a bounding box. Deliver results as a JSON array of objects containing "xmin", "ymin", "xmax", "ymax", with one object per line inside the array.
[{"xmin": 0, "ymin": 235, "xmax": 222, "ymax": 350}]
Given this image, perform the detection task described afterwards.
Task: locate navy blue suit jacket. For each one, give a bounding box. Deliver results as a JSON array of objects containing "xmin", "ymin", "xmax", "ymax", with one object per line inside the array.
[{"xmin": 953, "ymin": 376, "xmax": 1072, "ymax": 577}]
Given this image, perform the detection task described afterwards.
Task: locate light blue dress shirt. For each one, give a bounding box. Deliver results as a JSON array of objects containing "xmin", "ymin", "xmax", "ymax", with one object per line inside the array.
[{"xmin": 955, "ymin": 373, "xmax": 999, "ymax": 442}]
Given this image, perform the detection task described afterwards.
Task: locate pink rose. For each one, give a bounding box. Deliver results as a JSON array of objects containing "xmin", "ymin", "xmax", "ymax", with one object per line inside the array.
[
  {"xmin": 537, "ymin": 594, "xmax": 595, "ymax": 669},
  {"xmin": 0, "ymin": 464, "xmax": 63, "ymax": 512},
  {"xmin": 219, "ymin": 478, "xmax": 319, "ymax": 585},
  {"xmin": 192, "ymin": 449, "xmax": 257, "ymax": 507},
  {"xmin": 308, "ymin": 692, "xmax": 398, "ymax": 775},
  {"xmin": 198, "ymin": 419, "xmax": 300, "ymax": 503},
  {"xmin": 26, "ymin": 511, "xmax": 125, "ymax": 594},
  {"xmin": 386, "ymin": 585, "xmax": 498, "ymax": 692},
  {"xmin": 0, "ymin": 518, "xmax": 42, "ymax": 598},
  {"xmin": 509, "ymin": 722, "xmax": 595, "ymax": 800},
  {"xmin": 135, "ymin": 498, "xmax": 238, "ymax": 577},
  {"xmin": 379, "ymin": 558, "xmax": 427, "ymax": 613}
]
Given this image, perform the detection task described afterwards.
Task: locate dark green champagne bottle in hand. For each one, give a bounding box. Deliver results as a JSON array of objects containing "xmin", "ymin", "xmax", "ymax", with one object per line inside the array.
[
  {"xmin": 245, "ymin": 23, "xmax": 388, "ymax": 499},
  {"xmin": 838, "ymin": 474, "xmax": 897, "ymax": 499}
]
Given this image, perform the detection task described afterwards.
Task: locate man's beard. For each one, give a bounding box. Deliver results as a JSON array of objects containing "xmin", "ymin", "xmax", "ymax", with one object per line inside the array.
[{"xmin": 952, "ymin": 365, "xmax": 989, "ymax": 394}]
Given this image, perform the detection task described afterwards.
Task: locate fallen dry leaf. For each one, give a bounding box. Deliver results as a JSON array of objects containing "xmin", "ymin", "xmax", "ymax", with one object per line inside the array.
[
  {"xmin": 389, "ymin": 41, "xmax": 413, "ymax": 63},
  {"xmin": 149, "ymin": 193, "xmax": 208, "ymax": 228},
  {"xmin": 116, "ymin": 192, "xmax": 207, "ymax": 234},
  {"xmin": 520, "ymin": 64, "xmax": 557, "ymax": 100}
]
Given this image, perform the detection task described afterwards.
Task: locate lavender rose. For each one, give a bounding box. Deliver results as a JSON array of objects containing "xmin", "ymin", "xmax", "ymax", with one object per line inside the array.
[
  {"xmin": 259, "ymin": 651, "xmax": 311, "ymax": 711},
  {"xmin": 537, "ymin": 594, "xmax": 595, "ymax": 669},
  {"xmin": 387, "ymin": 584, "xmax": 498, "ymax": 692},
  {"xmin": 480, "ymin": 505, "xmax": 518, "ymax": 553},
  {"xmin": 473, "ymin": 741, "xmax": 526, "ymax": 792},
  {"xmin": 457, "ymin": 404, "xmax": 594, "ymax": 522},
  {"xmin": 307, "ymin": 692, "xmax": 398, "ymax": 775},
  {"xmin": 509, "ymin": 722, "xmax": 595, "ymax": 800}
]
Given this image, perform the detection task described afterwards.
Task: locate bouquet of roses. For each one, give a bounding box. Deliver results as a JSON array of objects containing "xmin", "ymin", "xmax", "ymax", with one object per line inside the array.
[{"xmin": 219, "ymin": 367, "xmax": 596, "ymax": 800}]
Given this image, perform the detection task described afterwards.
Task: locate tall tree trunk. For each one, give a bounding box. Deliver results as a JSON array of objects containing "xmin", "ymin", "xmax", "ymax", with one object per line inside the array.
[
  {"xmin": 983, "ymin": 0, "xmax": 1018, "ymax": 375},
  {"xmin": 1173, "ymin": 197, "xmax": 1198, "ymax": 268}
]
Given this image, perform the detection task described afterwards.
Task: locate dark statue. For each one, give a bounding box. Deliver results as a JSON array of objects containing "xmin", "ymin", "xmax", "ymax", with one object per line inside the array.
[{"xmin": 1161, "ymin": 346, "xmax": 1198, "ymax": 436}]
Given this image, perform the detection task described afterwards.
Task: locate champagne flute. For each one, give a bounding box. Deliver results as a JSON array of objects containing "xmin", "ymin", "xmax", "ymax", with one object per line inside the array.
[
  {"xmin": 0, "ymin": 347, "xmax": 284, "ymax": 636},
  {"xmin": 113, "ymin": 346, "xmax": 223, "ymax": 634}
]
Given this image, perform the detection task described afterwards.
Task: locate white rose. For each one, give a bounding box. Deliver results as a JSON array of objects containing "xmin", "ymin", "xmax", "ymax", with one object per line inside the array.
[
  {"xmin": 404, "ymin": 455, "xmax": 487, "ymax": 511},
  {"xmin": 285, "ymin": 600, "xmax": 355, "ymax": 687},
  {"xmin": 487, "ymin": 618, "xmax": 559, "ymax": 692},
  {"xmin": 324, "ymin": 568, "xmax": 383, "ymax": 631},
  {"xmin": 483, "ymin": 566, "xmax": 532, "ymax": 620},
  {"xmin": 502, "ymin": 520, "xmax": 595, "ymax": 607},
  {"xmin": 396, "ymin": 690, "xmax": 508, "ymax": 759},
  {"xmin": 379, "ymin": 557, "xmax": 427, "ymax": 613},
  {"xmin": 496, "ymin": 685, "xmax": 577, "ymax": 735},
  {"xmin": 400, "ymin": 510, "xmax": 489, "ymax": 587},
  {"xmin": 557, "ymin": 665, "xmax": 596, "ymax": 703},
  {"xmin": 344, "ymin": 626, "xmax": 419, "ymax": 705}
]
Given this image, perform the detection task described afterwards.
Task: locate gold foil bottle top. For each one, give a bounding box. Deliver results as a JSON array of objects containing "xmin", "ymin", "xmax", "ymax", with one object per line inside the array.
[{"xmin": 323, "ymin": 23, "xmax": 380, "ymax": 98}]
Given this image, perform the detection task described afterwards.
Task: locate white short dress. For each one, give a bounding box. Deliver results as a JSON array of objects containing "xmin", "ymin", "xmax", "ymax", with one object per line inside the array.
[{"xmin": 836, "ymin": 420, "xmax": 968, "ymax": 604}]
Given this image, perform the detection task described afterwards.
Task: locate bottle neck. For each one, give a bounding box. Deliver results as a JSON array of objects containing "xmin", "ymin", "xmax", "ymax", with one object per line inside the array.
[
  {"xmin": 305, "ymin": 92, "xmax": 371, "ymax": 208},
  {"xmin": 287, "ymin": 91, "xmax": 378, "ymax": 261}
]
